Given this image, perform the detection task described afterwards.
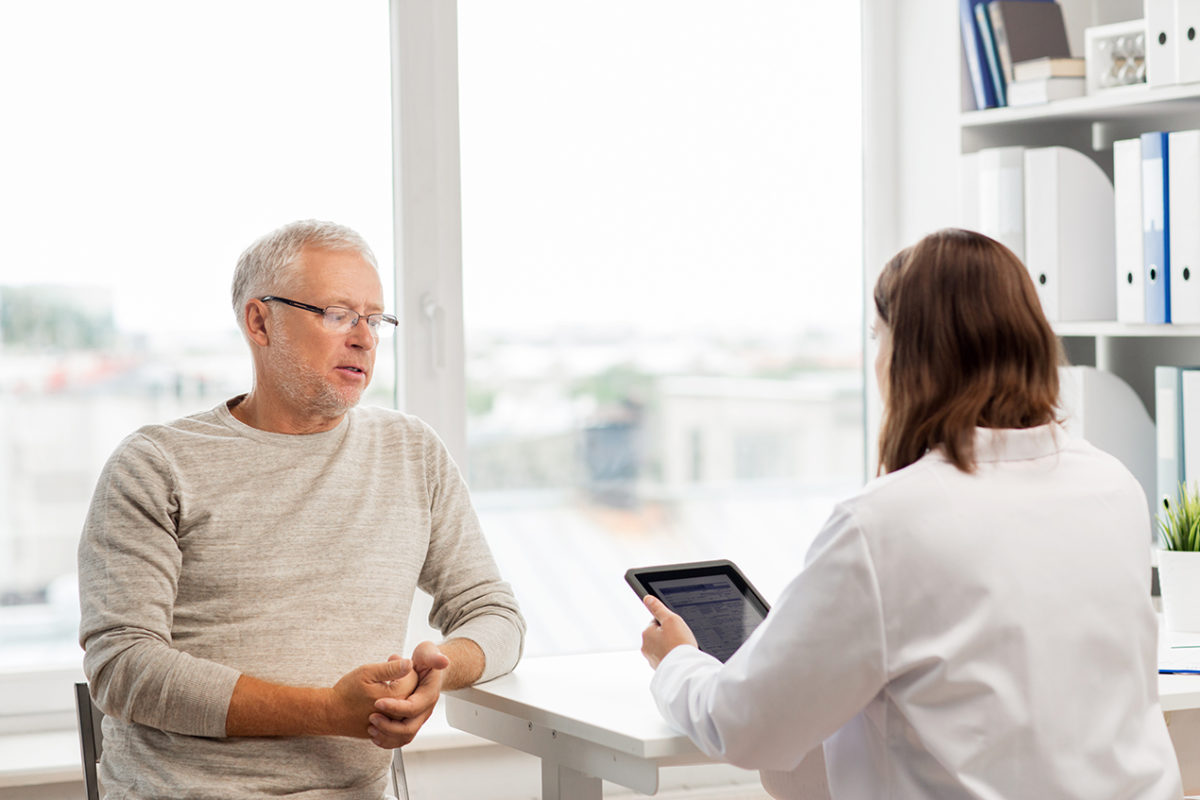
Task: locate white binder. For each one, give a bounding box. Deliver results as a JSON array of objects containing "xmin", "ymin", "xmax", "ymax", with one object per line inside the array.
[
  {"xmin": 1149, "ymin": 0, "xmax": 1180, "ymax": 86},
  {"xmin": 976, "ymin": 146, "xmax": 1026, "ymax": 261},
  {"xmin": 1184, "ymin": 369, "xmax": 1200, "ymax": 494},
  {"xmin": 959, "ymin": 151, "xmax": 981, "ymax": 231},
  {"xmin": 1170, "ymin": 130, "xmax": 1200, "ymax": 322},
  {"xmin": 1022, "ymin": 146, "xmax": 1116, "ymax": 322},
  {"xmin": 1179, "ymin": 0, "xmax": 1200, "ymax": 83},
  {"xmin": 1159, "ymin": 365, "xmax": 1184, "ymax": 513},
  {"xmin": 1115, "ymin": 138, "xmax": 1147, "ymax": 323}
]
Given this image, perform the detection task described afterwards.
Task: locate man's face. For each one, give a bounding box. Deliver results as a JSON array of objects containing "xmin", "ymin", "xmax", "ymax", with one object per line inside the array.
[{"xmin": 264, "ymin": 246, "xmax": 384, "ymax": 420}]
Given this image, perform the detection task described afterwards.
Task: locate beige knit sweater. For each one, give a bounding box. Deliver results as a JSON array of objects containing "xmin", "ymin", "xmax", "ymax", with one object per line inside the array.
[{"xmin": 78, "ymin": 398, "xmax": 524, "ymax": 799}]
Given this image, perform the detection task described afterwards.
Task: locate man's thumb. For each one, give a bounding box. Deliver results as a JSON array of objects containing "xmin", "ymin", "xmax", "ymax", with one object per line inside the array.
[{"xmin": 376, "ymin": 657, "xmax": 413, "ymax": 681}]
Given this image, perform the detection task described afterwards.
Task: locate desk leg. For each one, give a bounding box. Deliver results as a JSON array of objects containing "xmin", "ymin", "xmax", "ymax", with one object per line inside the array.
[{"xmin": 542, "ymin": 760, "xmax": 603, "ymax": 800}]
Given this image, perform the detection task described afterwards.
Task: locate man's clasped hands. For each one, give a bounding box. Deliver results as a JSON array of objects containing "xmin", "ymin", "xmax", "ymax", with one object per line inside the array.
[{"xmin": 329, "ymin": 641, "xmax": 452, "ymax": 749}]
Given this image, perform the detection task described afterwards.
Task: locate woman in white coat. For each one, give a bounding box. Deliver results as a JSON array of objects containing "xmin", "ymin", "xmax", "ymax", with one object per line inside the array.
[{"xmin": 640, "ymin": 229, "xmax": 1183, "ymax": 799}]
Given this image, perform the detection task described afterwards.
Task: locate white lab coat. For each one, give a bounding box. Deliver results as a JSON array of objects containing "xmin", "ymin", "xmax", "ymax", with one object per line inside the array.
[{"xmin": 651, "ymin": 426, "xmax": 1182, "ymax": 799}]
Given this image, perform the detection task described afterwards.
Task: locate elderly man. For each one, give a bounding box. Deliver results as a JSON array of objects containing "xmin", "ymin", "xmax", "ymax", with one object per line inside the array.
[{"xmin": 78, "ymin": 219, "xmax": 524, "ymax": 798}]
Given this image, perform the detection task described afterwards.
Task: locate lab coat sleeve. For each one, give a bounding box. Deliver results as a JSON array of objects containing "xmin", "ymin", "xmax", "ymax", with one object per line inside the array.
[{"xmin": 649, "ymin": 503, "xmax": 887, "ymax": 772}]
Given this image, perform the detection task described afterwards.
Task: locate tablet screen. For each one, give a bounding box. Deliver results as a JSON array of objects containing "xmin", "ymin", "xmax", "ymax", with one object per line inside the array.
[{"xmin": 627, "ymin": 560, "xmax": 770, "ymax": 663}]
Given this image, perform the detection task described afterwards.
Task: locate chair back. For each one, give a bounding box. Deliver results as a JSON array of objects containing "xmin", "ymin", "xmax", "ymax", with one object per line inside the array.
[
  {"xmin": 74, "ymin": 682, "xmax": 103, "ymax": 800},
  {"xmin": 391, "ymin": 749, "xmax": 410, "ymax": 800},
  {"xmin": 72, "ymin": 680, "xmax": 408, "ymax": 800}
]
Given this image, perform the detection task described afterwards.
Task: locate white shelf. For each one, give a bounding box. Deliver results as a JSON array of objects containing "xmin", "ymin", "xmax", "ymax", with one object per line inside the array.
[
  {"xmin": 1054, "ymin": 322, "xmax": 1200, "ymax": 337},
  {"xmin": 961, "ymin": 82, "xmax": 1200, "ymax": 128}
]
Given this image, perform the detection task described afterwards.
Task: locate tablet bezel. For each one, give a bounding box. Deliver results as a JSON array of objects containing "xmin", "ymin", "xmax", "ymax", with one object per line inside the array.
[{"xmin": 625, "ymin": 558, "xmax": 772, "ymax": 658}]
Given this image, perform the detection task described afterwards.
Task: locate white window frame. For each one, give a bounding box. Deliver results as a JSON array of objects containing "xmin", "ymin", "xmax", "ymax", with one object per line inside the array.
[{"xmin": 390, "ymin": 0, "xmax": 468, "ymax": 467}]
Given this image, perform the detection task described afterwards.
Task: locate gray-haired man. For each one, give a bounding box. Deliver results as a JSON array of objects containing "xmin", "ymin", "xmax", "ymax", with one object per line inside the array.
[{"xmin": 78, "ymin": 219, "xmax": 524, "ymax": 798}]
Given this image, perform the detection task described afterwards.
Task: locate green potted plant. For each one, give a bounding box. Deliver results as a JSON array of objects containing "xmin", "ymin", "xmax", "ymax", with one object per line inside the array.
[{"xmin": 1158, "ymin": 483, "xmax": 1200, "ymax": 633}]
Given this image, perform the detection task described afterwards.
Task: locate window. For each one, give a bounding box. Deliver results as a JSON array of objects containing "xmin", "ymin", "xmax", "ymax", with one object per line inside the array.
[
  {"xmin": 0, "ymin": 0, "xmax": 393, "ymax": 726},
  {"xmin": 456, "ymin": 2, "xmax": 864, "ymax": 656}
]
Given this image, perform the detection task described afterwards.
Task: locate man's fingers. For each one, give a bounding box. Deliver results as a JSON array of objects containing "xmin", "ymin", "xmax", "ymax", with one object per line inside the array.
[{"xmin": 374, "ymin": 694, "xmax": 426, "ymax": 718}]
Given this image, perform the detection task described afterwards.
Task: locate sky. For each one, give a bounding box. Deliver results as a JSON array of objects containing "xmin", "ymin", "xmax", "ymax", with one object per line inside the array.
[
  {"xmin": 0, "ymin": 1, "xmax": 862, "ymax": 341},
  {"xmin": 0, "ymin": 1, "xmax": 394, "ymax": 336}
]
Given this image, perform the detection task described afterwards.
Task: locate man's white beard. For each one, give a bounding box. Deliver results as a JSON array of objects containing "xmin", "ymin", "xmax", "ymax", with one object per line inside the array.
[{"xmin": 267, "ymin": 325, "xmax": 364, "ymax": 419}]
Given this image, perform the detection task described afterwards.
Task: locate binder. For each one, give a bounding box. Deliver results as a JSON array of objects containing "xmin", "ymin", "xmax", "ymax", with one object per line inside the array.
[
  {"xmin": 1170, "ymin": 130, "xmax": 1200, "ymax": 323},
  {"xmin": 976, "ymin": 146, "xmax": 1026, "ymax": 260},
  {"xmin": 1114, "ymin": 137, "xmax": 1146, "ymax": 323},
  {"xmin": 1022, "ymin": 146, "xmax": 1116, "ymax": 321},
  {"xmin": 1184, "ymin": 369, "xmax": 1200, "ymax": 494},
  {"xmin": 1060, "ymin": 366, "xmax": 1156, "ymax": 532},
  {"xmin": 959, "ymin": 151, "xmax": 982, "ymax": 230},
  {"xmin": 960, "ymin": 0, "xmax": 1000, "ymax": 108},
  {"xmin": 1148, "ymin": 0, "xmax": 1180, "ymax": 86},
  {"xmin": 1143, "ymin": 131, "xmax": 1172, "ymax": 324},
  {"xmin": 1181, "ymin": 0, "xmax": 1200, "ymax": 83},
  {"xmin": 1158, "ymin": 366, "xmax": 1185, "ymax": 513},
  {"xmin": 975, "ymin": 3, "xmax": 1007, "ymax": 105}
]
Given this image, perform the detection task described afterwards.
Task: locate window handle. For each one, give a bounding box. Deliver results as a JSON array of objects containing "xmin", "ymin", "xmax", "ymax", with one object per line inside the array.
[{"xmin": 419, "ymin": 292, "xmax": 445, "ymax": 370}]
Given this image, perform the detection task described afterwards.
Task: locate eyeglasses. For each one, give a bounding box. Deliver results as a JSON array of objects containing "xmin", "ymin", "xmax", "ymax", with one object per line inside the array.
[{"xmin": 260, "ymin": 296, "xmax": 399, "ymax": 338}]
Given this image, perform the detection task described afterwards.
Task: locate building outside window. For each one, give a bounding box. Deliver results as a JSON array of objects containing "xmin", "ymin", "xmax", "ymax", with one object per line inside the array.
[{"xmin": 454, "ymin": 1, "xmax": 864, "ymax": 656}]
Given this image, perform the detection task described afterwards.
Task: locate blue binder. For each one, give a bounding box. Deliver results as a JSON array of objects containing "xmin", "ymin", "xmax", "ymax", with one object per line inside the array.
[
  {"xmin": 1143, "ymin": 131, "xmax": 1171, "ymax": 324},
  {"xmin": 975, "ymin": 3, "xmax": 1006, "ymax": 106},
  {"xmin": 960, "ymin": 0, "xmax": 999, "ymax": 108}
]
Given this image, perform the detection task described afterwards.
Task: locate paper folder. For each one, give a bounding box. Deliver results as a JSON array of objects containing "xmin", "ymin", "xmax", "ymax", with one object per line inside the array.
[
  {"xmin": 1148, "ymin": 0, "xmax": 1180, "ymax": 86},
  {"xmin": 976, "ymin": 146, "xmax": 1026, "ymax": 261},
  {"xmin": 1023, "ymin": 147, "xmax": 1116, "ymax": 322},
  {"xmin": 1115, "ymin": 138, "xmax": 1146, "ymax": 323},
  {"xmin": 1143, "ymin": 132, "xmax": 1171, "ymax": 324},
  {"xmin": 1170, "ymin": 130, "xmax": 1200, "ymax": 323}
]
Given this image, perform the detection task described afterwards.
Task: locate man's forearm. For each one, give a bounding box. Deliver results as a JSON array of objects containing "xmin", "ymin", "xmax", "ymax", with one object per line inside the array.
[
  {"xmin": 225, "ymin": 674, "xmax": 334, "ymax": 737},
  {"xmin": 439, "ymin": 638, "xmax": 486, "ymax": 691},
  {"xmin": 226, "ymin": 657, "xmax": 415, "ymax": 738}
]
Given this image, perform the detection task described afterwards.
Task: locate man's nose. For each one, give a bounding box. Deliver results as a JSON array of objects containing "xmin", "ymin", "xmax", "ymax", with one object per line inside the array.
[{"xmin": 347, "ymin": 319, "xmax": 377, "ymax": 349}]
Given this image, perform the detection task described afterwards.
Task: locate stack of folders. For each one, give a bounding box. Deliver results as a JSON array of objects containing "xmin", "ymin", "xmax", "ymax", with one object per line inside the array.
[
  {"xmin": 1006, "ymin": 56, "xmax": 1085, "ymax": 105},
  {"xmin": 1156, "ymin": 366, "xmax": 1200, "ymax": 513},
  {"xmin": 1147, "ymin": 0, "xmax": 1200, "ymax": 86},
  {"xmin": 959, "ymin": 0, "xmax": 1073, "ymax": 109},
  {"xmin": 959, "ymin": 145, "xmax": 1115, "ymax": 322},
  {"xmin": 1113, "ymin": 131, "xmax": 1200, "ymax": 325}
]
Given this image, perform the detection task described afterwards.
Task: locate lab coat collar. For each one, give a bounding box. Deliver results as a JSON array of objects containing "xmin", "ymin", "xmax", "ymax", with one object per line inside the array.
[{"xmin": 961, "ymin": 424, "xmax": 1063, "ymax": 464}]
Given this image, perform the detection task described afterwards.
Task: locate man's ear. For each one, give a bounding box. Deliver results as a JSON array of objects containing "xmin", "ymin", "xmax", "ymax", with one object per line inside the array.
[{"xmin": 243, "ymin": 299, "xmax": 271, "ymax": 347}]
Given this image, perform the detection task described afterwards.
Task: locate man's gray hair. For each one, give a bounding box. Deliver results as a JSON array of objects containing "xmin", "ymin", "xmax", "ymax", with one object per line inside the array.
[{"xmin": 231, "ymin": 219, "xmax": 378, "ymax": 334}]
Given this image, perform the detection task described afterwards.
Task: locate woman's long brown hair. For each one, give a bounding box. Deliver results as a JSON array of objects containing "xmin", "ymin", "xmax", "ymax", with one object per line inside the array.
[{"xmin": 874, "ymin": 228, "xmax": 1063, "ymax": 474}]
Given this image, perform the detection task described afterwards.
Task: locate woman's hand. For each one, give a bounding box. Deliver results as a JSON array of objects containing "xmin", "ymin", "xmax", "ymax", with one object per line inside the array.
[{"xmin": 640, "ymin": 595, "xmax": 699, "ymax": 669}]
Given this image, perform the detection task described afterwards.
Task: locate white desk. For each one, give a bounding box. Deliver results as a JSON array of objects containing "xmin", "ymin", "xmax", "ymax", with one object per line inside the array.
[
  {"xmin": 1161, "ymin": 674, "xmax": 1200, "ymax": 712},
  {"xmin": 444, "ymin": 650, "xmax": 705, "ymax": 799},
  {"xmin": 447, "ymin": 650, "xmax": 1200, "ymax": 800}
]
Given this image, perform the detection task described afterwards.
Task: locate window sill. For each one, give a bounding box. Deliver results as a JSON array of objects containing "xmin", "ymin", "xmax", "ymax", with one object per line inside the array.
[{"xmin": 0, "ymin": 730, "xmax": 81, "ymax": 788}]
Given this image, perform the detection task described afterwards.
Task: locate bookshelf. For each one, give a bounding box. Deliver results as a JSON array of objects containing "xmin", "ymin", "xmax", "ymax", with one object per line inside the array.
[{"xmin": 959, "ymin": 7, "xmax": 1200, "ymax": 415}]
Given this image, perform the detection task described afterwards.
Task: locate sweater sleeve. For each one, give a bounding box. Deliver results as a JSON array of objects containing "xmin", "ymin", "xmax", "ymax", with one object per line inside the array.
[
  {"xmin": 77, "ymin": 433, "xmax": 241, "ymax": 737},
  {"xmin": 417, "ymin": 425, "xmax": 526, "ymax": 682},
  {"xmin": 649, "ymin": 502, "xmax": 887, "ymax": 772}
]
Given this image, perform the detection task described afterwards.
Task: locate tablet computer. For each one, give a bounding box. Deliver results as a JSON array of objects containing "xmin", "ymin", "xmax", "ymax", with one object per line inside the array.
[{"xmin": 625, "ymin": 559, "xmax": 770, "ymax": 663}]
